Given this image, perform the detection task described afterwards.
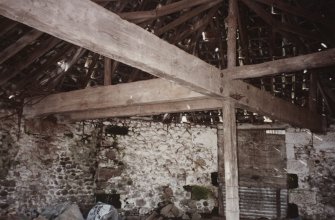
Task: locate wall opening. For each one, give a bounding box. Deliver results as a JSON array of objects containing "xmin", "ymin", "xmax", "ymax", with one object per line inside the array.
[
  {"xmin": 105, "ymin": 125, "xmax": 129, "ymax": 136},
  {"xmin": 287, "ymin": 203, "xmax": 299, "ymax": 218},
  {"xmin": 211, "ymin": 172, "xmax": 218, "ymax": 186},
  {"xmin": 287, "ymin": 174, "xmax": 299, "ymax": 189},
  {"xmin": 95, "ymin": 193, "xmax": 122, "ymax": 209}
]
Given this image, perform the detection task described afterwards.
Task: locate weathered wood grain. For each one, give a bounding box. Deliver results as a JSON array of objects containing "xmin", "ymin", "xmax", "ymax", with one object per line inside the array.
[
  {"xmin": 0, "ymin": 0, "xmax": 324, "ymax": 131},
  {"xmin": 23, "ymin": 79, "xmax": 210, "ymax": 117},
  {"xmin": 226, "ymin": 49, "xmax": 335, "ymax": 79}
]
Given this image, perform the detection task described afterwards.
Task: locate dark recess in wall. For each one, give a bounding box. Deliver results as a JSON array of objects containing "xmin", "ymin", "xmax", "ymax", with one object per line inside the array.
[
  {"xmin": 287, "ymin": 203, "xmax": 299, "ymax": 218},
  {"xmin": 95, "ymin": 193, "xmax": 122, "ymax": 209},
  {"xmin": 287, "ymin": 174, "xmax": 299, "ymax": 189},
  {"xmin": 211, "ymin": 172, "xmax": 218, "ymax": 186},
  {"xmin": 105, "ymin": 125, "xmax": 129, "ymax": 136}
]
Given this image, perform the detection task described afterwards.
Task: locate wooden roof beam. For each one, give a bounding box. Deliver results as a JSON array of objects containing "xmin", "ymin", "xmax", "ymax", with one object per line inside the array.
[
  {"xmin": 23, "ymin": 78, "xmax": 324, "ymax": 132},
  {"xmin": 155, "ymin": 0, "xmax": 222, "ymax": 36},
  {"xmin": 0, "ymin": 17, "xmax": 18, "ymax": 37},
  {"xmin": 225, "ymin": 48, "xmax": 335, "ymax": 79},
  {"xmin": 253, "ymin": 0, "xmax": 327, "ymax": 24},
  {"xmin": 119, "ymin": 0, "xmax": 219, "ymax": 22},
  {"xmin": 23, "ymin": 79, "xmax": 210, "ymax": 117},
  {"xmin": 0, "ymin": 0, "xmax": 324, "ymax": 131},
  {"xmin": 0, "ymin": 29, "xmax": 43, "ymax": 65},
  {"xmin": 0, "ymin": 36, "xmax": 61, "ymax": 85},
  {"xmin": 241, "ymin": 0, "xmax": 320, "ymax": 40}
]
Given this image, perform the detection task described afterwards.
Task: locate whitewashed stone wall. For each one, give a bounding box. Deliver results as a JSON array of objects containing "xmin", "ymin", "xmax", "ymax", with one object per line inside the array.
[
  {"xmin": 286, "ymin": 126, "xmax": 335, "ymax": 219},
  {"xmin": 97, "ymin": 120, "xmax": 218, "ymax": 216},
  {"xmin": 0, "ymin": 119, "xmax": 98, "ymax": 217}
]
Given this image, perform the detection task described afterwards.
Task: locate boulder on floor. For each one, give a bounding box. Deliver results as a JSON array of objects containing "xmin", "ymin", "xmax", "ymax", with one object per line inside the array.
[
  {"xmin": 38, "ymin": 202, "xmax": 84, "ymax": 220},
  {"xmin": 87, "ymin": 202, "xmax": 121, "ymax": 220}
]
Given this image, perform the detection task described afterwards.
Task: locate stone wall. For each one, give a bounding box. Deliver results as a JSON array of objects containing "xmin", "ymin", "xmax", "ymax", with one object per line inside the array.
[
  {"xmin": 96, "ymin": 120, "xmax": 218, "ymax": 216},
  {"xmin": 96, "ymin": 121, "xmax": 288, "ymax": 218},
  {"xmin": 3, "ymin": 116, "xmax": 334, "ymax": 219},
  {"xmin": 0, "ymin": 119, "xmax": 98, "ymax": 218},
  {"xmin": 286, "ymin": 126, "xmax": 335, "ymax": 219}
]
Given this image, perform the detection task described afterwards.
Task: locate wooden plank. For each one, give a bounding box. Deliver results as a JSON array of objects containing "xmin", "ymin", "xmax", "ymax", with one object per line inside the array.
[
  {"xmin": 155, "ymin": 0, "xmax": 221, "ymax": 36},
  {"xmin": 104, "ymin": 57, "xmax": 112, "ymax": 86},
  {"xmin": 0, "ymin": 36, "xmax": 61, "ymax": 85},
  {"xmin": 172, "ymin": 7, "xmax": 218, "ymax": 44},
  {"xmin": 231, "ymin": 79, "xmax": 323, "ymax": 132},
  {"xmin": 217, "ymin": 124, "xmax": 225, "ymax": 217},
  {"xmin": 23, "ymin": 78, "xmax": 209, "ymax": 117},
  {"xmin": 309, "ymin": 73, "xmax": 318, "ymax": 112},
  {"xmin": 0, "ymin": 0, "xmax": 324, "ymax": 131},
  {"xmin": 253, "ymin": 0, "xmax": 329, "ymax": 25},
  {"xmin": 0, "ymin": 0, "xmax": 222, "ymax": 96},
  {"xmin": 14, "ymin": 44, "xmax": 74, "ymax": 90},
  {"xmin": 64, "ymin": 98, "xmax": 223, "ymax": 121},
  {"xmin": 222, "ymin": 101, "xmax": 239, "ymax": 220},
  {"xmin": 223, "ymin": 0, "xmax": 239, "ymax": 219},
  {"xmin": 0, "ymin": 17, "xmax": 18, "ymax": 37},
  {"xmin": 0, "ymin": 29, "xmax": 43, "ymax": 64},
  {"xmin": 23, "ymin": 77, "xmax": 324, "ymax": 132},
  {"xmin": 241, "ymin": 0, "xmax": 320, "ymax": 40},
  {"xmin": 226, "ymin": 49, "xmax": 335, "ymax": 79},
  {"xmin": 119, "ymin": 0, "xmax": 217, "ymax": 21}
]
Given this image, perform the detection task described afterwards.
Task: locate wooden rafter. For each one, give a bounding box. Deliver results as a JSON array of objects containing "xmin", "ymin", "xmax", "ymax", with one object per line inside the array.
[
  {"xmin": 155, "ymin": 0, "xmax": 221, "ymax": 36},
  {"xmin": 119, "ymin": 0, "xmax": 218, "ymax": 22},
  {"xmin": 172, "ymin": 6, "xmax": 218, "ymax": 44},
  {"xmin": 14, "ymin": 44, "xmax": 74, "ymax": 91},
  {"xmin": 241, "ymin": 0, "xmax": 320, "ymax": 41},
  {"xmin": 0, "ymin": 29, "xmax": 43, "ymax": 64},
  {"xmin": 253, "ymin": 0, "xmax": 331, "ymax": 26},
  {"xmin": 0, "ymin": 36, "xmax": 61, "ymax": 85},
  {"xmin": 225, "ymin": 48, "xmax": 335, "ymax": 79},
  {"xmin": 0, "ymin": 0, "xmax": 325, "ymax": 131},
  {"xmin": 0, "ymin": 17, "xmax": 18, "ymax": 37}
]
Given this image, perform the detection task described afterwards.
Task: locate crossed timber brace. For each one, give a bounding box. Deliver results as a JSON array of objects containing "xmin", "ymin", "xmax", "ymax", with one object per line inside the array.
[{"xmin": 0, "ymin": 0, "xmax": 330, "ymax": 132}]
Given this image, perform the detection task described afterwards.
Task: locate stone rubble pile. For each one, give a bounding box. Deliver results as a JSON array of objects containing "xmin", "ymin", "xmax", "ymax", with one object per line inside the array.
[
  {"xmin": 145, "ymin": 202, "xmax": 202, "ymax": 220},
  {"xmin": 30, "ymin": 202, "xmax": 122, "ymax": 220}
]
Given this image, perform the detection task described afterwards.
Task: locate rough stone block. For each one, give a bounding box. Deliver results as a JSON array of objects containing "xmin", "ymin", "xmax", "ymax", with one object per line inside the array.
[
  {"xmin": 97, "ymin": 167, "xmax": 123, "ymax": 181},
  {"xmin": 287, "ymin": 159, "xmax": 309, "ymax": 174},
  {"xmin": 285, "ymin": 130, "xmax": 312, "ymax": 145},
  {"xmin": 289, "ymin": 189, "xmax": 317, "ymax": 205}
]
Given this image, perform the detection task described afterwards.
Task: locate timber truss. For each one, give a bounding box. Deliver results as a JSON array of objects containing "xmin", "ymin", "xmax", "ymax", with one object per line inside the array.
[
  {"xmin": 0, "ymin": 0, "xmax": 334, "ymax": 130},
  {"xmin": 1, "ymin": 0, "xmax": 335, "ymax": 219}
]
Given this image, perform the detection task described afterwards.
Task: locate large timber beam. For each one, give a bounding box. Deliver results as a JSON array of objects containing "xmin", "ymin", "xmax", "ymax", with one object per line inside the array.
[
  {"xmin": 0, "ymin": 0, "xmax": 324, "ymax": 131},
  {"xmin": 23, "ymin": 79, "xmax": 212, "ymax": 117},
  {"xmin": 226, "ymin": 48, "xmax": 335, "ymax": 79},
  {"xmin": 222, "ymin": 0, "xmax": 239, "ymax": 219},
  {"xmin": 0, "ymin": 0, "xmax": 222, "ymax": 96},
  {"xmin": 62, "ymin": 98, "xmax": 223, "ymax": 121},
  {"xmin": 23, "ymin": 78, "xmax": 324, "ymax": 132}
]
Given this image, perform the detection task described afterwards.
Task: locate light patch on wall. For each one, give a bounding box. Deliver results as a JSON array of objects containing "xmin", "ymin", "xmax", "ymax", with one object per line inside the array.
[{"xmin": 266, "ymin": 129, "xmax": 285, "ymax": 135}]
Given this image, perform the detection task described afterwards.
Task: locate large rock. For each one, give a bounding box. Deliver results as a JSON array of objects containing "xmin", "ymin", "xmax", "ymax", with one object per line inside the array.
[
  {"xmin": 87, "ymin": 202, "xmax": 121, "ymax": 220},
  {"xmin": 160, "ymin": 203, "xmax": 180, "ymax": 218},
  {"xmin": 55, "ymin": 204, "xmax": 84, "ymax": 220},
  {"xmin": 39, "ymin": 202, "xmax": 84, "ymax": 220}
]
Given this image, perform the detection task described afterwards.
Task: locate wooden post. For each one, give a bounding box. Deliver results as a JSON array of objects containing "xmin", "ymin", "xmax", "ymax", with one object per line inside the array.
[
  {"xmin": 104, "ymin": 57, "xmax": 112, "ymax": 86},
  {"xmin": 217, "ymin": 123, "xmax": 225, "ymax": 216},
  {"xmin": 309, "ymin": 72, "xmax": 318, "ymax": 112},
  {"xmin": 222, "ymin": 101, "xmax": 239, "ymax": 220},
  {"xmin": 220, "ymin": 0, "xmax": 240, "ymax": 219}
]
